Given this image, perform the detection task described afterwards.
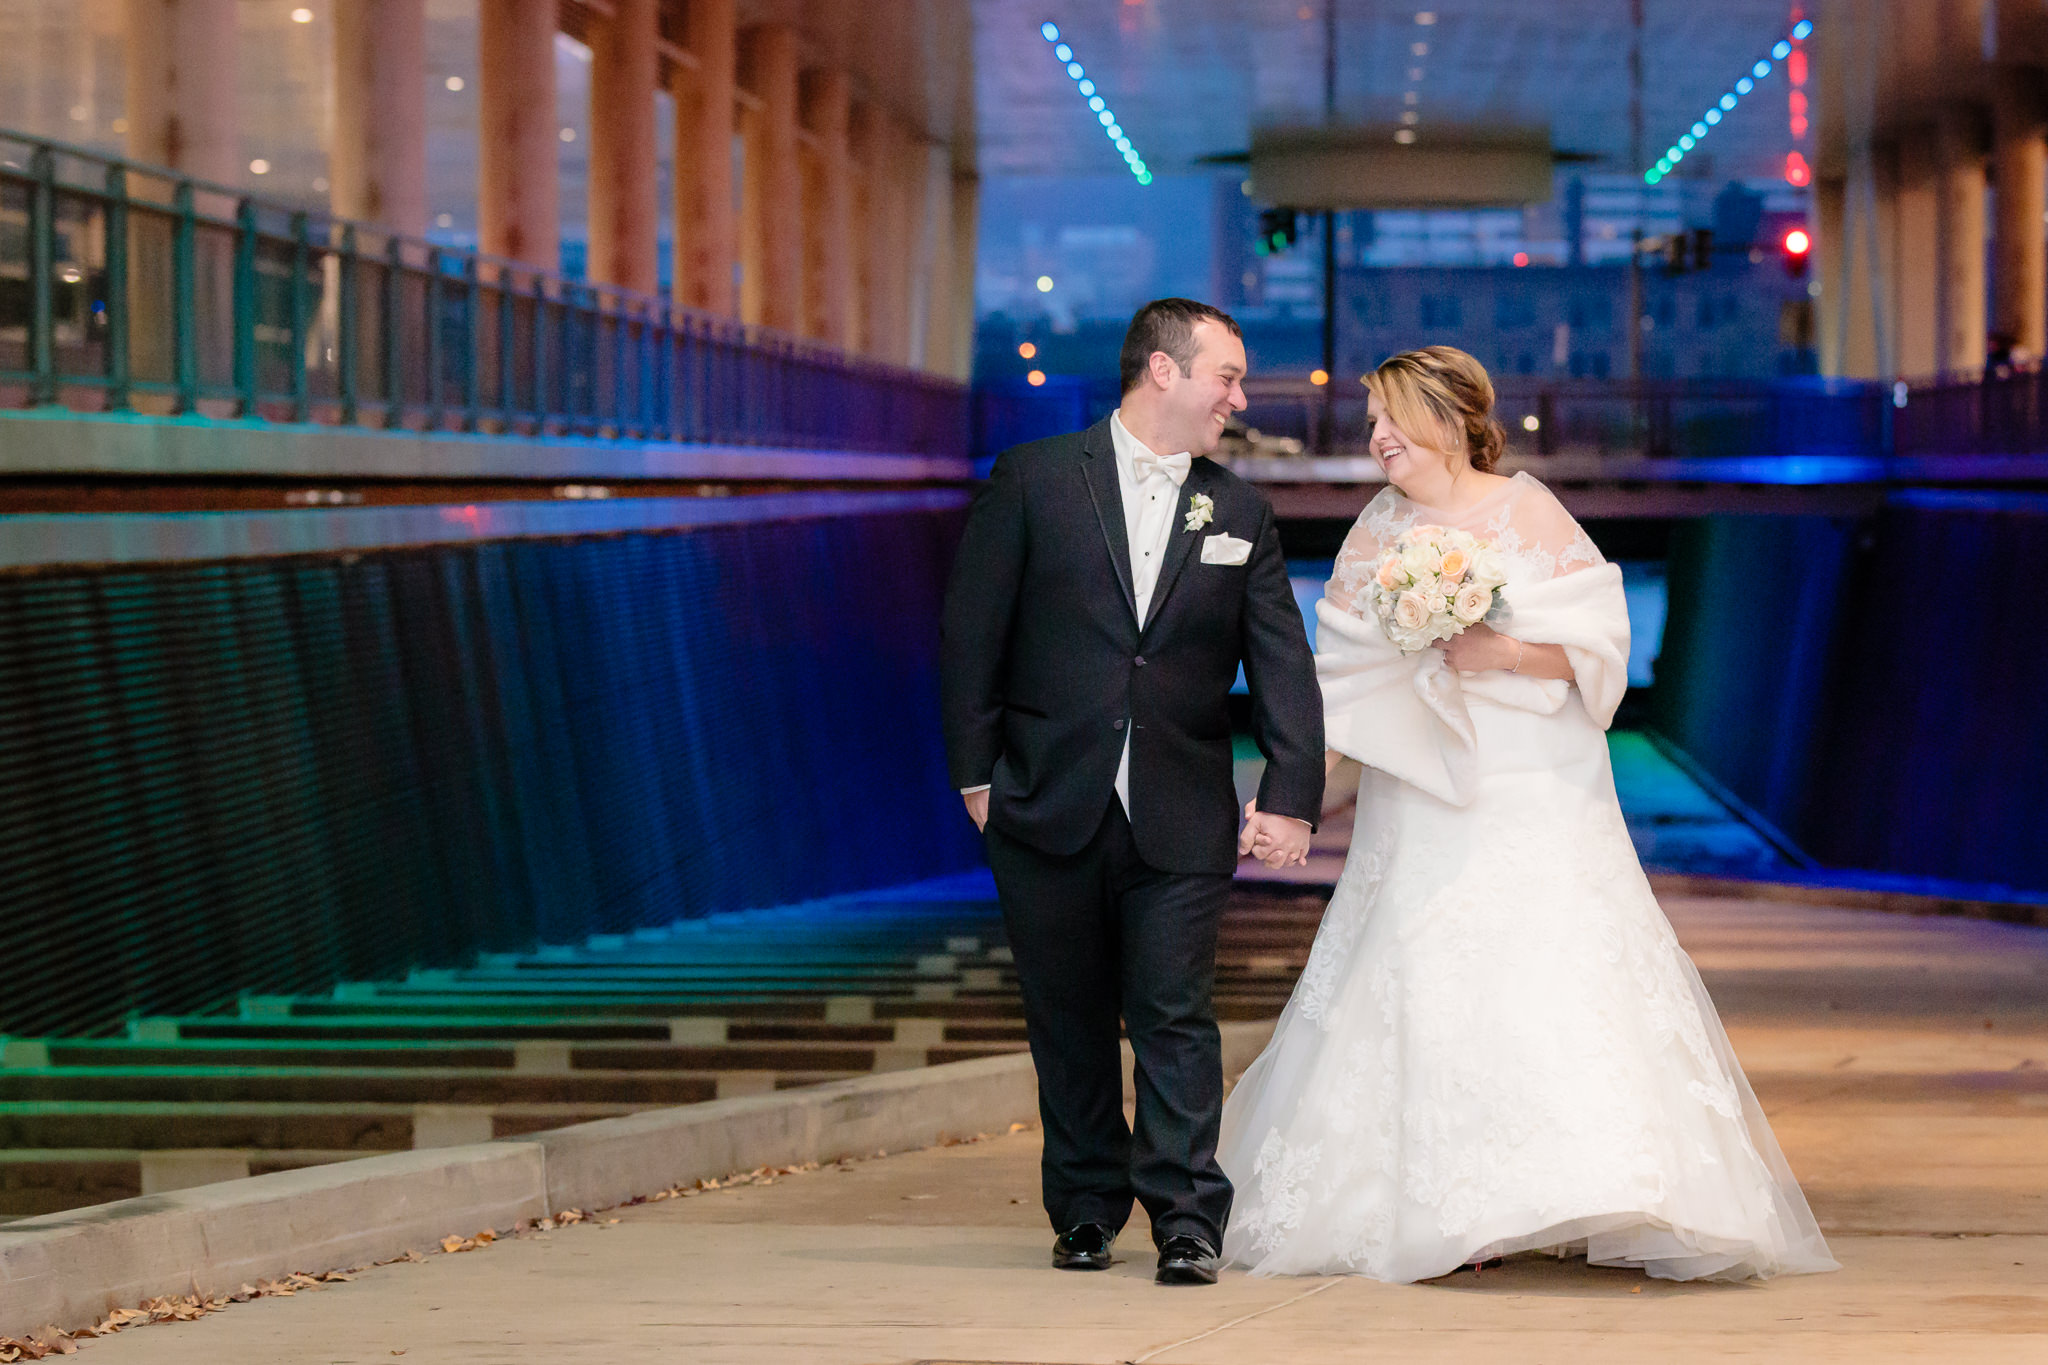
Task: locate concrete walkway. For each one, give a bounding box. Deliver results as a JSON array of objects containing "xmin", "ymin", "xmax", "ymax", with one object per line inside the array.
[{"xmin": 66, "ymin": 893, "xmax": 2048, "ymax": 1364}]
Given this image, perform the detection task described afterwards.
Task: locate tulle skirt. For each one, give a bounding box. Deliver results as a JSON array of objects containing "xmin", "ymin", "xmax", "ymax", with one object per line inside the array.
[{"xmin": 1218, "ymin": 696, "xmax": 1838, "ymax": 1283}]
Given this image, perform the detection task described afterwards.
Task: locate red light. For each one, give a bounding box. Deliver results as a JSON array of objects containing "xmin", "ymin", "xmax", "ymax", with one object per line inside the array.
[
  {"xmin": 1784, "ymin": 151, "xmax": 1811, "ymax": 187},
  {"xmin": 1788, "ymin": 49, "xmax": 1807, "ymax": 85},
  {"xmin": 1783, "ymin": 227, "xmax": 1811, "ymax": 255},
  {"xmin": 1513, "ymin": 251, "xmax": 1529, "ymax": 267}
]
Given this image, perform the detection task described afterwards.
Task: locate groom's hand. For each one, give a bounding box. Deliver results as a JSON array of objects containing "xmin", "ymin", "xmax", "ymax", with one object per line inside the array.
[
  {"xmin": 1239, "ymin": 800, "xmax": 1312, "ymax": 869},
  {"xmin": 962, "ymin": 788, "xmax": 990, "ymax": 832}
]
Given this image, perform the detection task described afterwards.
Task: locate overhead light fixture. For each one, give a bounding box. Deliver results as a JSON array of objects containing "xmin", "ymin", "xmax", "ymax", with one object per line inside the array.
[
  {"xmin": 1041, "ymin": 20, "xmax": 1153, "ymax": 184},
  {"xmin": 1644, "ymin": 20, "xmax": 1813, "ymax": 183}
]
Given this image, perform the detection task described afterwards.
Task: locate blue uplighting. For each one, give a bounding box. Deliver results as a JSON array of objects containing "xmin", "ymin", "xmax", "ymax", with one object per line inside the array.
[
  {"xmin": 1041, "ymin": 20, "xmax": 1153, "ymax": 185},
  {"xmin": 1644, "ymin": 21, "xmax": 1813, "ymax": 182}
]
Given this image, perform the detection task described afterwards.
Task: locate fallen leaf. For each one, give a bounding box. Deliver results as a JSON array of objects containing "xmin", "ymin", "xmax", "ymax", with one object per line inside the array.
[
  {"xmin": 1630, "ymin": 1286, "xmax": 1643, "ymax": 1294},
  {"xmin": 439, "ymin": 1235, "xmax": 473, "ymax": 1254}
]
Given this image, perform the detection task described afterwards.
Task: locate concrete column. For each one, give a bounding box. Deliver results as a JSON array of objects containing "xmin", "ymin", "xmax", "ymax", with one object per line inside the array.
[
  {"xmin": 1892, "ymin": 133, "xmax": 1941, "ymax": 380},
  {"xmin": 331, "ymin": 0, "xmax": 427, "ymax": 235},
  {"xmin": 122, "ymin": 0, "xmax": 238, "ymax": 181},
  {"xmin": 737, "ymin": 24, "xmax": 802, "ymax": 333},
  {"xmin": 1991, "ymin": 77, "xmax": 2047, "ymax": 360},
  {"xmin": 477, "ymin": 0, "xmax": 559, "ymax": 269},
  {"xmin": 848, "ymin": 103, "xmax": 891, "ymax": 360},
  {"xmin": 588, "ymin": 0, "xmax": 660, "ymax": 293},
  {"xmin": 945, "ymin": 173, "xmax": 980, "ymax": 381},
  {"xmin": 800, "ymin": 67, "xmax": 854, "ymax": 347},
  {"xmin": 902, "ymin": 137, "xmax": 942, "ymax": 370},
  {"xmin": 1815, "ymin": 177, "xmax": 1848, "ymax": 376},
  {"xmin": 914, "ymin": 150, "xmax": 956, "ymax": 374},
  {"xmin": 1936, "ymin": 110, "xmax": 1988, "ymax": 376},
  {"xmin": 672, "ymin": 0, "xmax": 737, "ymax": 316}
]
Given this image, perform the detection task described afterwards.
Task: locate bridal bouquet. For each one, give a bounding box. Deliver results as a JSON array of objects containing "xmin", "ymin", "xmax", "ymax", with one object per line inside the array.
[{"xmin": 1367, "ymin": 525, "xmax": 1509, "ymax": 653}]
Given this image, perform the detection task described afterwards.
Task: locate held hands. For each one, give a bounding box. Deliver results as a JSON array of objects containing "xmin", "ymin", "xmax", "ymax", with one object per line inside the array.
[
  {"xmin": 1432, "ymin": 623, "xmax": 1520, "ymax": 674},
  {"xmin": 1239, "ymin": 800, "xmax": 1312, "ymax": 869}
]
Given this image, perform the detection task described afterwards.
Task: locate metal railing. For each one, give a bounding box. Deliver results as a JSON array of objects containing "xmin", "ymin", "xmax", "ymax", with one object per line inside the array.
[
  {"xmin": 1230, "ymin": 376, "xmax": 1889, "ymax": 461},
  {"xmin": 0, "ymin": 128, "xmax": 968, "ymax": 456},
  {"xmin": 1895, "ymin": 366, "xmax": 2048, "ymax": 457}
]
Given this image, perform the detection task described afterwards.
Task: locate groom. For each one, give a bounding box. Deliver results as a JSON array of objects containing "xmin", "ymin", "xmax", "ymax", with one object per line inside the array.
[{"xmin": 942, "ymin": 298, "xmax": 1324, "ymax": 1285}]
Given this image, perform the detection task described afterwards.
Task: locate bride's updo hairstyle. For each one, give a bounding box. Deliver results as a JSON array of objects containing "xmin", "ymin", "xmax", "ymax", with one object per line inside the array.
[{"xmin": 1366, "ymin": 345, "xmax": 1507, "ymax": 475}]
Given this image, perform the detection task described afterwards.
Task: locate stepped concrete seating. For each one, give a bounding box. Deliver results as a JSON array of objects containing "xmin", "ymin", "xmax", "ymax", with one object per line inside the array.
[{"xmin": 0, "ymin": 882, "xmax": 1322, "ymax": 1223}]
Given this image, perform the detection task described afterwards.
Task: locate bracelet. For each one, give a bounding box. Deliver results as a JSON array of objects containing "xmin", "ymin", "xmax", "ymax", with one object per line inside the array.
[{"xmin": 1509, "ymin": 638, "xmax": 1525, "ymax": 674}]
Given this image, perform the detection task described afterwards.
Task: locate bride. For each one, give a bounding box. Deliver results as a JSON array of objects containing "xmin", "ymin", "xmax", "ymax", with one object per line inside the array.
[{"xmin": 1221, "ymin": 346, "xmax": 1837, "ymax": 1283}]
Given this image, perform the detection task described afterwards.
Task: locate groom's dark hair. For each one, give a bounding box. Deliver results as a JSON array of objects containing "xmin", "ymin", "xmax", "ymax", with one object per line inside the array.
[{"xmin": 1120, "ymin": 298, "xmax": 1242, "ymax": 395}]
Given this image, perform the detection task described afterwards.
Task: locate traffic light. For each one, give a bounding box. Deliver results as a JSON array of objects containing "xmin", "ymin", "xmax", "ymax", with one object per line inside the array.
[
  {"xmin": 1254, "ymin": 208, "xmax": 1299, "ymax": 256},
  {"xmin": 1781, "ymin": 225, "xmax": 1811, "ymax": 278},
  {"xmin": 1662, "ymin": 227, "xmax": 1717, "ymax": 275}
]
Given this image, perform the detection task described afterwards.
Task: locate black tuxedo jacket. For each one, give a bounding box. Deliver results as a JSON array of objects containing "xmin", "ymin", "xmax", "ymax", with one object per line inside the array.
[{"xmin": 941, "ymin": 418, "xmax": 1325, "ymax": 875}]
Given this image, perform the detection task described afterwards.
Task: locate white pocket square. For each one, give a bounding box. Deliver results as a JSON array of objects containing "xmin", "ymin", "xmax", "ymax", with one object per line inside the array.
[{"xmin": 1200, "ymin": 533, "xmax": 1252, "ymax": 566}]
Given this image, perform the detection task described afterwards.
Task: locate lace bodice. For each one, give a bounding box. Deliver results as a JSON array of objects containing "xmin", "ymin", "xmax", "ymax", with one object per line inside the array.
[{"xmin": 1326, "ymin": 473, "xmax": 1604, "ymax": 621}]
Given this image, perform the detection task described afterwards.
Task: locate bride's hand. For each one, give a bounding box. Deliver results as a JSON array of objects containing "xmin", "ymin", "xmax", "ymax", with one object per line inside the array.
[{"xmin": 1432, "ymin": 624, "xmax": 1519, "ymax": 674}]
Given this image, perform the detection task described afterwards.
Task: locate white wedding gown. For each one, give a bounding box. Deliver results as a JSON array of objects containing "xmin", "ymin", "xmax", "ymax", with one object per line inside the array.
[{"xmin": 1219, "ymin": 473, "xmax": 1836, "ymax": 1283}]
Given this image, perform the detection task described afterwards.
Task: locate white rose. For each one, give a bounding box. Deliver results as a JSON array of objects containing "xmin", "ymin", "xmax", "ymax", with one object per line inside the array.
[
  {"xmin": 1393, "ymin": 590, "xmax": 1431, "ymax": 633},
  {"xmin": 1471, "ymin": 547, "xmax": 1507, "ymax": 585},
  {"xmin": 1452, "ymin": 582, "xmax": 1493, "ymax": 624}
]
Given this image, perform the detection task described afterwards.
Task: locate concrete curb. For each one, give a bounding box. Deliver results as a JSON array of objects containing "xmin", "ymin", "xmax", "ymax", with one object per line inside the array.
[{"xmin": 0, "ymin": 1021, "xmax": 1276, "ymax": 1338}]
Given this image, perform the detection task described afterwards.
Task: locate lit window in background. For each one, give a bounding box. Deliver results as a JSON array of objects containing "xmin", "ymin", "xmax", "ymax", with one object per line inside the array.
[{"xmin": 1040, "ymin": 22, "xmax": 1152, "ymax": 184}]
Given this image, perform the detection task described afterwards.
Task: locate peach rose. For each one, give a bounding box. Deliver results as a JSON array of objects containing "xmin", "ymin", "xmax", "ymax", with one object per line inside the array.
[
  {"xmin": 1376, "ymin": 553, "xmax": 1403, "ymax": 588},
  {"xmin": 1439, "ymin": 547, "xmax": 1469, "ymax": 583},
  {"xmin": 1453, "ymin": 582, "xmax": 1493, "ymax": 624},
  {"xmin": 1393, "ymin": 590, "xmax": 1431, "ymax": 633}
]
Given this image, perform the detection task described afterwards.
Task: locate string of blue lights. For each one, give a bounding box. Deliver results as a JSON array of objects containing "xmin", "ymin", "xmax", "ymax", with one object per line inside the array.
[
  {"xmin": 1039, "ymin": 21, "xmax": 1152, "ymax": 185},
  {"xmin": 1644, "ymin": 18, "xmax": 1813, "ymax": 185}
]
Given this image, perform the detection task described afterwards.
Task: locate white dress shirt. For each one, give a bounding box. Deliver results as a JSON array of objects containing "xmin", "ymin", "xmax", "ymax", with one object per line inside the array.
[{"xmin": 1108, "ymin": 409, "xmax": 1186, "ymax": 816}]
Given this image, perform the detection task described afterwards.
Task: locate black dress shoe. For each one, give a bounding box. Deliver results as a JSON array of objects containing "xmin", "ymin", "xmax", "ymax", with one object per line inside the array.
[
  {"xmin": 1155, "ymin": 1234, "xmax": 1220, "ymax": 1285},
  {"xmin": 1052, "ymin": 1222, "xmax": 1115, "ymax": 1270}
]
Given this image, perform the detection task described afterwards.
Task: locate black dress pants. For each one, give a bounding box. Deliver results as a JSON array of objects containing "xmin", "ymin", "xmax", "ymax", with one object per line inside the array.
[{"xmin": 984, "ymin": 800, "xmax": 1234, "ymax": 1250}]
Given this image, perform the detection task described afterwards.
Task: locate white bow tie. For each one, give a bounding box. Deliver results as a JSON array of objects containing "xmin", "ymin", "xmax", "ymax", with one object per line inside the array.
[{"xmin": 1131, "ymin": 448, "xmax": 1191, "ymax": 486}]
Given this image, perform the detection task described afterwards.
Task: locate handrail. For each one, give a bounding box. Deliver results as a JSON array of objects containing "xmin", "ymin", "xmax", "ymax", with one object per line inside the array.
[{"xmin": 0, "ymin": 125, "xmax": 968, "ymax": 457}]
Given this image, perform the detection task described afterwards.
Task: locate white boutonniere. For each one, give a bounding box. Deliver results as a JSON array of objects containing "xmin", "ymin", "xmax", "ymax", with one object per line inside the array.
[{"xmin": 1184, "ymin": 492, "xmax": 1214, "ymax": 532}]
